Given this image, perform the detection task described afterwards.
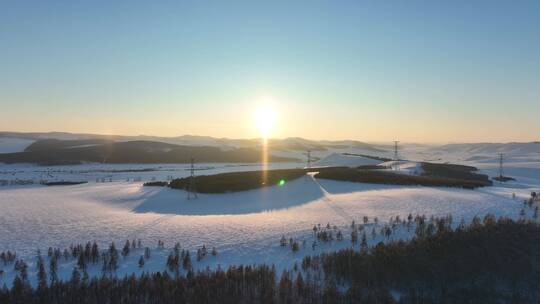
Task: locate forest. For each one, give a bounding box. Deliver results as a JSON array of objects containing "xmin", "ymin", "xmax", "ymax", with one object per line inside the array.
[
  {"xmin": 1, "ymin": 216, "xmax": 538, "ymax": 303},
  {"xmin": 167, "ymin": 169, "xmax": 307, "ymax": 193},
  {"xmin": 315, "ymin": 167, "xmax": 492, "ymax": 189},
  {"xmin": 420, "ymin": 162, "xmax": 492, "ymax": 184}
]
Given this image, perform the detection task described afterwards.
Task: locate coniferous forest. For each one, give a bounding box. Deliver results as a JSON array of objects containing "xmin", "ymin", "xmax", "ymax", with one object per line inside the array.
[{"xmin": 0, "ymin": 216, "xmax": 539, "ymax": 303}]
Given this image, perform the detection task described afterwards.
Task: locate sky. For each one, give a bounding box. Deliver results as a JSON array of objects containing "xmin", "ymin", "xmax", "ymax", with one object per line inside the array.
[{"xmin": 1, "ymin": 1, "xmax": 539, "ymax": 143}]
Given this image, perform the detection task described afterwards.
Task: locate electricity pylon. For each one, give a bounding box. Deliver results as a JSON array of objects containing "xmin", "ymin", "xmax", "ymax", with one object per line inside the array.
[
  {"xmin": 498, "ymin": 153, "xmax": 504, "ymax": 179},
  {"xmin": 393, "ymin": 140, "xmax": 400, "ymax": 171},
  {"xmin": 187, "ymin": 158, "xmax": 198, "ymax": 200}
]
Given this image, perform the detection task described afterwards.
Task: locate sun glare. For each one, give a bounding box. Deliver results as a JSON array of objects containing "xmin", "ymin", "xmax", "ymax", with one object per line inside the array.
[{"xmin": 254, "ymin": 104, "xmax": 277, "ymax": 138}]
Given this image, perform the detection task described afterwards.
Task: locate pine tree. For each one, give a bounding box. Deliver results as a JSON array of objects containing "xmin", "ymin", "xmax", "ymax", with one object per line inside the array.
[
  {"xmin": 49, "ymin": 257, "xmax": 58, "ymax": 284},
  {"xmin": 351, "ymin": 230, "xmax": 358, "ymax": 245},
  {"xmin": 122, "ymin": 240, "xmax": 130, "ymax": 257},
  {"xmin": 82, "ymin": 269, "xmax": 89, "ymax": 285},
  {"xmin": 292, "ymin": 241, "xmax": 300, "ymax": 252},
  {"xmin": 91, "ymin": 242, "xmax": 99, "ymax": 263},
  {"xmin": 295, "ymin": 272, "xmax": 305, "ymax": 300},
  {"xmin": 36, "ymin": 254, "xmax": 47, "ymax": 291},
  {"xmin": 182, "ymin": 251, "xmax": 191, "ymax": 271},
  {"xmin": 361, "ymin": 232, "xmax": 368, "ymax": 252},
  {"xmin": 70, "ymin": 267, "xmax": 81, "ymax": 285},
  {"xmin": 138, "ymin": 256, "xmax": 145, "ymax": 268},
  {"xmin": 20, "ymin": 260, "xmax": 29, "ymax": 284},
  {"xmin": 77, "ymin": 253, "xmax": 87, "ymax": 271},
  {"xmin": 109, "ymin": 243, "xmax": 118, "ymax": 272},
  {"xmin": 280, "ymin": 235, "xmax": 287, "ymax": 247}
]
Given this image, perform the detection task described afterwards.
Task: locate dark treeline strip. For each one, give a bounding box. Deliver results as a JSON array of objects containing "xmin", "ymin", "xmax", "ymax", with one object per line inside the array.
[
  {"xmin": 143, "ymin": 181, "xmax": 168, "ymax": 187},
  {"xmin": 1, "ymin": 217, "xmax": 539, "ymax": 303},
  {"xmin": 420, "ymin": 162, "xmax": 492, "ymax": 184},
  {"xmin": 315, "ymin": 168, "xmax": 491, "ymax": 189},
  {"xmin": 168, "ymin": 169, "xmax": 308, "ymax": 193},
  {"xmin": 43, "ymin": 181, "xmax": 88, "ymax": 186}
]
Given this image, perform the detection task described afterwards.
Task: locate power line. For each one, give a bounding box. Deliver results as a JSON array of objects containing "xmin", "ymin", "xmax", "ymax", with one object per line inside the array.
[
  {"xmin": 498, "ymin": 153, "xmax": 504, "ymax": 179},
  {"xmin": 393, "ymin": 140, "xmax": 399, "ymax": 171}
]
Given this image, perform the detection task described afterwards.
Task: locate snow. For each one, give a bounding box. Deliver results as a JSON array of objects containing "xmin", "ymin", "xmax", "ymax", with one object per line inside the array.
[
  {"xmin": 0, "ymin": 137, "xmax": 34, "ymax": 153},
  {"xmin": 379, "ymin": 160, "xmax": 423, "ymax": 175},
  {"xmin": 0, "ymin": 142, "xmax": 539, "ymax": 287},
  {"xmin": 315, "ymin": 152, "xmax": 382, "ymax": 167},
  {"xmin": 133, "ymin": 176, "xmax": 323, "ymax": 215},
  {"xmin": 0, "ymin": 162, "xmax": 302, "ymax": 184},
  {"xmin": 403, "ymin": 142, "xmax": 540, "ymax": 164}
]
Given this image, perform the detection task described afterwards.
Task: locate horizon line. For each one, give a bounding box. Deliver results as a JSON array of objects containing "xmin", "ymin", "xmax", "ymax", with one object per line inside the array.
[{"xmin": 1, "ymin": 130, "xmax": 538, "ymax": 146}]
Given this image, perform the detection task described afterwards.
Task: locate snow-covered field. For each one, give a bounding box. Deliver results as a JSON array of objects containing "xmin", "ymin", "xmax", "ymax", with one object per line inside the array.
[
  {"xmin": 0, "ymin": 142, "xmax": 539, "ymax": 286},
  {"xmin": 0, "ymin": 162, "xmax": 302, "ymax": 185}
]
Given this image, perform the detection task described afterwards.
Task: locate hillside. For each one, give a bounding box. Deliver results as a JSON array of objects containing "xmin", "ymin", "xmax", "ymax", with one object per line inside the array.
[
  {"xmin": 0, "ymin": 132, "xmax": 382, "ymax": 152},
  {"xmin": 0, "ymin": 140, "xmax": 298, "ymax": 165}
]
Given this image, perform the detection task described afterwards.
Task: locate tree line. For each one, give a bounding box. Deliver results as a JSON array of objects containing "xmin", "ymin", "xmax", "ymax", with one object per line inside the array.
[{"xmin": 0, "ymin": 215, "xmax": 539, "ymax": 303}]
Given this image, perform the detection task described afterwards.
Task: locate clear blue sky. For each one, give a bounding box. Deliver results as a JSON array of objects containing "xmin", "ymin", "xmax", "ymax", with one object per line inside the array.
[{"xmin": 1, "ymin": 0, "xmax": 539, "ymax": 142}]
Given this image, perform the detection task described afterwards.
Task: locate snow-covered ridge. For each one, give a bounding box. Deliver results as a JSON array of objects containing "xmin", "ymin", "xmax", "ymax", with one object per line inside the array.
[
  {"xmin": 0, "ymin": 137, "xmax": 35, "ymax": 153},
  {"xmin": 379, "ymin": 160, "xmax": 423, "ymax": 175}
]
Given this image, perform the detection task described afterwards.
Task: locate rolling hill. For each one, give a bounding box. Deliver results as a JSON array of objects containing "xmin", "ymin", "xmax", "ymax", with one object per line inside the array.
[{"xmin": 0, "ymin": 140, "xmax": 298, "ymax": 165}]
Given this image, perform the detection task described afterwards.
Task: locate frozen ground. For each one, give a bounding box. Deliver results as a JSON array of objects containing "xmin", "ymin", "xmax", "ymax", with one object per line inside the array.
[
  {"xmin": 0, "ymin": 162, "xmax": 302, "ymax": 184},
  {"xmin": 0, "ymin": 143, "xmax": 539, "ymax": 286}
]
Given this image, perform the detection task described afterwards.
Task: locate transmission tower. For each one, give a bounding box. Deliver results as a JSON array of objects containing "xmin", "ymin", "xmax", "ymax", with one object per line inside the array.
[
  {"xmin": 187, "ymin": 158, "xmax": 198, "ymax": 200},
  {"xmin": 306, "ymin": 150, "xmax": 311, "ymax": 169},
  {"xmin": 393, "ymin": 140, "xmax": 400, "ymax": 170},
  {"xmin": 498, "ymin": 153, "xmax": 504, "ymax": 179}
]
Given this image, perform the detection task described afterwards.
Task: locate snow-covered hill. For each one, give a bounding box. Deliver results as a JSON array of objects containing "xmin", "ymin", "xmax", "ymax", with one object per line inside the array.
[{"xmin": 0, "ymin": 137, "xmax": 34, "ymax": 153}]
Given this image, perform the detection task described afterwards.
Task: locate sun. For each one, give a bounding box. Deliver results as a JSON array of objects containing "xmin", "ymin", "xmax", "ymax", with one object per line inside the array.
[{"xmin": 254, "ymin": 104, "xmax": 277, "ymax": 139}]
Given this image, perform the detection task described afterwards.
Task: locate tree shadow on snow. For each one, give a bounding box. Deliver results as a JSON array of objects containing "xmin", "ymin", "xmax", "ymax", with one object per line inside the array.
[
  {"xmin": 132, "ymin": 175, "xmax": 325, "ymax": 215},
  {"xmin": 316, "ymin": 178, "xmax": 400, "ymax": 195}
]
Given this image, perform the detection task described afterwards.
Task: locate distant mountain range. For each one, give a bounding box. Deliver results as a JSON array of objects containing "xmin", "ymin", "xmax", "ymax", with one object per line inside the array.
[
  {"xmin": 0, "ymin": 132, "xmax": 383, "ymax": 165},
  {"xmin": 0, "ymin": 139, "xmax": 299, "ymax": 165},
  {"xmin": 0, "ymin": 131, "xmax": 383, "ymax": 151},
  {"xmin": 2, "ymin": 131, "xmax": 538, "ymax": 166}
]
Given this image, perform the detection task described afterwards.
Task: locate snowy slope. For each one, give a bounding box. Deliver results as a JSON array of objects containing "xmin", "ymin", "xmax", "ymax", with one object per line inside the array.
[
  {"xmin": 401, "ymin": 142, "xmax": 540, "ymax": 164},
  {"xmin": 315, "ymin": 153, "xmax": 382, "ymax": 167},
  {"xmin": 0, "ymin": 137, "xmax": 34, "ymax": 153},
  {"xmin": 0, "ymin": 171, "xmax": 533, "ymax": 286}
]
